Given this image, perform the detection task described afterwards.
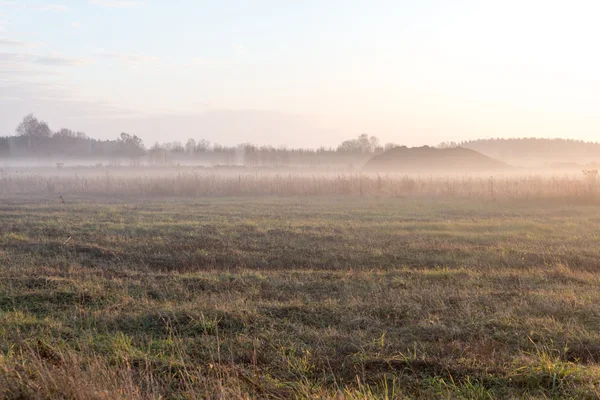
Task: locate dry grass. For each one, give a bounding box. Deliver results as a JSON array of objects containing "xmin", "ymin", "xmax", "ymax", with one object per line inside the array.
[
  {"xmin": 0, "ymin": 169, "xmax": 599, "ymax": 201},
  {"xmin": 1, "ymin": 194, "xmax": 600, "ymax": 398}
]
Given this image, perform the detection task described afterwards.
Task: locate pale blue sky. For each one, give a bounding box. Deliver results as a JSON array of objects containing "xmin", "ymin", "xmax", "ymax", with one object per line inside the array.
[{"xmin": 1, "ymin": 0, "xmax": 600, "ymax": 147}]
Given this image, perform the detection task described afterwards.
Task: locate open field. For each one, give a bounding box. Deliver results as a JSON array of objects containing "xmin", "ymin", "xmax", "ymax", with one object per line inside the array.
[{"xmin": 1, "ymin": 191, "xmax": 600, "ymax": 398}]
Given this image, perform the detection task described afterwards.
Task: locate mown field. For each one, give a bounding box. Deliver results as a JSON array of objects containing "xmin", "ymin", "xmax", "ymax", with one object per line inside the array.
[{"xmin": 1, "ymin": 193, "xmax": 600, "ymax": 399}]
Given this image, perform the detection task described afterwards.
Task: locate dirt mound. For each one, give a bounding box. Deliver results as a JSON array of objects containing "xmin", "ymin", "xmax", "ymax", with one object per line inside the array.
[{"xmin": 363, "ymin": 146, "xmax": 510, "ymax": 173}]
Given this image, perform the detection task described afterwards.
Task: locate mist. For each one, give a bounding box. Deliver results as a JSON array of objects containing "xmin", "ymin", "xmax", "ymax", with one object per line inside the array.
[{"xmin": 3, "ymin": 2, "xmax": 600, "ymax": 398}]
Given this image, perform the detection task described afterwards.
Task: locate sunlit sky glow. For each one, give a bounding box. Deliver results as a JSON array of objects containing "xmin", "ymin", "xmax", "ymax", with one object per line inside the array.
[{"xmin": 1, "ymin": 0, "xmax": 599, "ymax": 147}]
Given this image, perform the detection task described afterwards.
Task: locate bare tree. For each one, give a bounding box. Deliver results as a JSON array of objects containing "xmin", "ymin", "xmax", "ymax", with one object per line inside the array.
[
  {"xmin": 16, "ymin": 114, "xmax": 52, "ymax": 138},
  {"xmin": 185, "ymin": 138, "xmax": 196, "ymax": 154}
]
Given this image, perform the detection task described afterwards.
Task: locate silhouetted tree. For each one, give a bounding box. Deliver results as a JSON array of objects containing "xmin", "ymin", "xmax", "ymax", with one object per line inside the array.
[
  {"xmin": 185, "ymin": 138, "xmax": 196, "ymax": 154},
  {"xmin": 16, "ymin": 114, "xmax": 52, "ymax": 138},
  {"xmin": 337, "ymin": 134, "xmax": 380, "ymax": 153},
  {"xmin": 195, "ymin": 139, "xmax": 211, "ymax": 152},
  {"xmin": 118, "ymin": 132, "xmax": 145, "ymax": 156}
]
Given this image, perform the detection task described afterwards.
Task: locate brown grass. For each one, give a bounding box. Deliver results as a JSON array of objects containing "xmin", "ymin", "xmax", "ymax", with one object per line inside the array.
[
  {"xmin": 0, "ymin": 170, "xmax": 599, "ymax": 201},
  {"xmin": 1, "ymin": 191, "xmax": 600, "ymax": 398}
]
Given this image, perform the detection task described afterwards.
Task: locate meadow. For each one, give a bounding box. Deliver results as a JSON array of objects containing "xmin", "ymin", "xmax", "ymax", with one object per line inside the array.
[{"xmin": 1, "ymin": 172, "xmax": 600, "ymax": 398}]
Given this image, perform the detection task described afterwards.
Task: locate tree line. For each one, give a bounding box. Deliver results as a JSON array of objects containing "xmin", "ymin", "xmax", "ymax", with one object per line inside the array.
[
  {"xmin": 0, "ymin": 114, "xmax": 399, "ymax": 167},
  {"xmin": 5, "ymin": 114, "xmax": 600, "ymax": 167},
  {"xmin": 0, "ymin": 115, "xmax": 146, "ymax": 159}
]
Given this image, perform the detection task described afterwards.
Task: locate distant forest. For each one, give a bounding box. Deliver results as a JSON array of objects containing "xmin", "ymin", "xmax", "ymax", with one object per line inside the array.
[
  {"xmin": 2, "ymin": 114, "xmax": 600, "ymax": 167},
  {"xmin": 0, "ymin": 114, "xmax": 397, "ymax": 167}
]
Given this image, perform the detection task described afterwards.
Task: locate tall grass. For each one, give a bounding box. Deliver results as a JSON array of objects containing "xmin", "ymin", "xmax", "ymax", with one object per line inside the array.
[{"xmin": 0, "ymin": 170, "xmax": 598, "ymax": 200}]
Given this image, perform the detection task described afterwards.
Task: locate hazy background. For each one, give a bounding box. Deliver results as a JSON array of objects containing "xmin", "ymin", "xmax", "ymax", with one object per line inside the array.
[{"xmin": 1, "ymin": 0, "xmax": 600, "ymax": 147}]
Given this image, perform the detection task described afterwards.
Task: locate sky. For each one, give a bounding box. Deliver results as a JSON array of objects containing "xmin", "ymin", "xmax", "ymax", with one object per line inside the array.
[{"xmin": 1, "ymin": 0, "xmax": 600, "ymax": 148}]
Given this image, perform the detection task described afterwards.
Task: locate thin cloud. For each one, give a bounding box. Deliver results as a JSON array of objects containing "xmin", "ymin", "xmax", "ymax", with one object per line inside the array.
[
  {"xmin": 0, "ymin": 69, "xmax": 61, "ymax": 77},
  {"xmin": 89, "ymin": 0, "xmax": 143, "ymax": 8},
  {"xmin": 39, "ymin": 4, "xmax": 67, "ymax": 11},
  {"xmin": 0, "ymin": 38, "xmax": 25, "ymax": 46},
  {"xmin": 0, "ymin": 81, "xmax": 77, "ymax": 107},
  {"xmin": 0, "ymin": 38, "xmax": 42, "ymax": 47},
  {"xmin": 34, "ymin": 54, "xmax": 90, "ymax": 66},
  {"xmin": 184, "ymin": 57, "xmax": 238, "ymax": 68},
  {"xmin": 0, "ymin": 2, "xmax": 68, "ymax": 11},
  {"xmin": 0, "ymin": 84, "xmax": 148, "ymax": 137},
  {"xmin": 0, "ymin": 52, "xmax": 92, "ymax": 67},
  {"xmin": 96, "ymin": 50, "xmax": 159, "ymax": 68}
]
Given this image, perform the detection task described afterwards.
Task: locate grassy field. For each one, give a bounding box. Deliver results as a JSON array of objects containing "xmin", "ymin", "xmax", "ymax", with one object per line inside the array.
[{"xmin": 1, "ymin": 193, "xmax": 600, "ymax": 398}]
